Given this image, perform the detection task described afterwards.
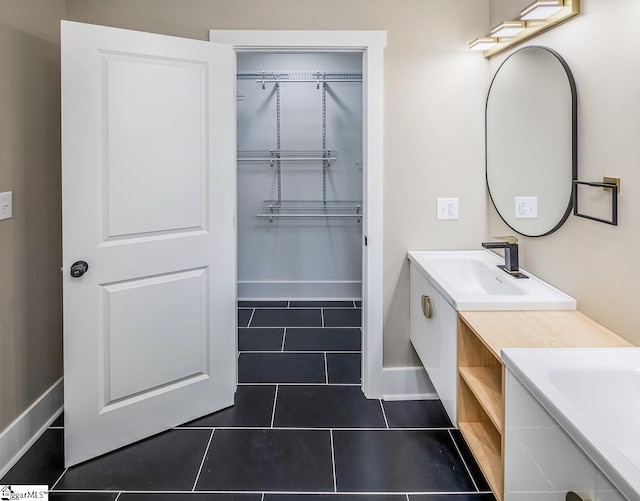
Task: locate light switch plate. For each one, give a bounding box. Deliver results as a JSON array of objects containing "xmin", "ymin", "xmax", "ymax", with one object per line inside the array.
[
  {"xmin": 0, "ymin": 191, "xmax": 12, "ymax": 220},
  {"xmin": 437, "ymin": 197, "xmax": 459, "ymax": 220},
  {"xmin": 515, "ymin": 196, "xmax": 537, "ymax": 219}
]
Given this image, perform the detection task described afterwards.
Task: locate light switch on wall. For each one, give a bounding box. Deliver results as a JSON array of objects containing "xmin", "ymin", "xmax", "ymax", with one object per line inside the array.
[{"xmin": 0, "ymin": 191, "xmax": 12, "ymax": 220}]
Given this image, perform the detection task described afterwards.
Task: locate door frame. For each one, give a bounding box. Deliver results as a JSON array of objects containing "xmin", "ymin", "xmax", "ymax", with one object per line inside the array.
[{"xmin": 210, "ymin": 30, "xmax": 386, "ymax": 399}]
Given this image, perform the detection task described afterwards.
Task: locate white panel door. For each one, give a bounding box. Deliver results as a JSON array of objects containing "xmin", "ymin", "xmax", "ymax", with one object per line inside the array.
[{"xmin": 61, "ymin": 21, "xmax": 236, "ymax": 467}]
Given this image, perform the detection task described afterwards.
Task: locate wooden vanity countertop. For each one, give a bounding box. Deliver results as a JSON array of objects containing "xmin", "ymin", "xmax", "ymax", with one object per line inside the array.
[{"xmin": 458, "ymin": 310, "xmax": 634, "ymax": 361}]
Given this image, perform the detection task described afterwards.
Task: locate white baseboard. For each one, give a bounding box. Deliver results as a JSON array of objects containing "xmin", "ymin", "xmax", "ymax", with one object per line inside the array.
[
  {"xmin": 0, "ymin": 378, "xmax": 63, "ymax": 479},
  {"xmin": 238, "ymin": 280, "xmax": 362, "ymax": 299},
  {"xmin": 382, "ymin": 366, "xmax": 438, "ymax": 401}
]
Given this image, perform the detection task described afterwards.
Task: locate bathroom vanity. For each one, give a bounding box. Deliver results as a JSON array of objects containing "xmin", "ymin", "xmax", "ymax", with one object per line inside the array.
[
  {"xmin": 408, "ymin": 250, "xmax": 576, "ymax": 424},
  {"xmin": 407, "ymin": 250, "xmax": 633, "ymax": 500}
]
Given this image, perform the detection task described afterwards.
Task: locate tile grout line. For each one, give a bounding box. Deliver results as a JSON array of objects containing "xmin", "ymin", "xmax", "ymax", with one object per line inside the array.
[
  {"xmin": 261, "ymin": 493, "xmax": 265, "ymax": 501},
  {"xmin": 241, "ymin": 326, "xmax": 360, "ymax": 329},
  {"xmin": 245, "ymin": 304, "xmax": 349, "ymax": 308},
  {"xmin": 247, "ymin": 308, "xmax": 256, "ymax": 327},
  {"xmin": 405, "ymin": 494, "xmax": 410, "ymax": 501},
  {"xmin": 330, "ymin": 429, "xmax": 338, "ymax": 493},
  {"xmin": 379, "ymin": 400, "xmax": 390, "ymax": 429},
  {"xmin": 270, "ymin": 385, "xmax": 279, "ymax": 428},
  {"xmin": 174, "ymin": 425, "xmax": 454, "ymax": 431},
  {"xmin": 51, "ymin": 489, "xmax": 486, "ymax": 495},
  {"xmin": 447, "ymin": 429, "xmax": 480, "ymax": 492},
  {"xmin": 281, "ymin": 328, "xmax": 287, "ymax": 352},
  {"xmin": 237, "ymin": 382, "xmax": 361, "ymax": 386},
  {"xmin": 236, "ymin": 301, "xmax": 362, "ymax": 310},
  {"xmin": 114, "ymin": 493, "xmax": 122, "ymax": 501},
  {"xmin": 49, "ymin": 467, "xmax": 68, "ymax": 491},
  {"xmin": 324, "ymin": 352, "xmax": 329, "ymax": 384},
  {"xmin": 321, "ymin": 308, "xmax": 325, "ymax": 327},
  {"xmin": 240, "ymin": 350, "xmax": 361, "ymax": 354},
  {"xmin": 192, "ymin": 429, "xmax": 215, "ymax": 491}
]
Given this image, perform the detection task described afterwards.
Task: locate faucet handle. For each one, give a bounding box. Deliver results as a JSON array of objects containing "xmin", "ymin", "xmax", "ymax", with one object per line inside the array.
[{"xmin": 493, "ymin": 235, "xmax": 518, "ymax": 244}]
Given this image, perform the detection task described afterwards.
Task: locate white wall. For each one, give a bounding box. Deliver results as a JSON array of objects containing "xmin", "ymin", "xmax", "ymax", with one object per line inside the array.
[
  {"xmin": 488, "ymin": 0, "xmax": 640, "ymax": 346},
  {"xmin": 236, "ymin": 53, "xmax": 363, "ymax": 299},
  {"xmin": 66, "ymin": 0, "xmax": 491, "ymax": 367}
]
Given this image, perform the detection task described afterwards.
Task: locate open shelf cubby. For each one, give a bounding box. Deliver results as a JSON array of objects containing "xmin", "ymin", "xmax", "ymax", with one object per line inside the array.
[
  {"xmin": 455, "ymin": 310, "xmax": 633, "ymax": 501},
  {"xmin": 457, "ymin": 315, "xmax": 505, "ymax": 501}
]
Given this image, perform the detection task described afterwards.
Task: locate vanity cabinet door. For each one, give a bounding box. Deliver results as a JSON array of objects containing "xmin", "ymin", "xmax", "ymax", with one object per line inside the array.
[
  {"xmin": 504, "ymin": 369, "xmax": 598, "ymax": 501},
  {"xmin": 409, "ymin": 263, "xmax": 457, "ymax": 424}
]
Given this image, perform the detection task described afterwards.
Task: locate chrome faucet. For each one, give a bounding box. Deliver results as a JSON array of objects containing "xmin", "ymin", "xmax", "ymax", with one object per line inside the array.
[{"xmin": 481, "ymin": 236, "xmax": 526, "ymax": 277}]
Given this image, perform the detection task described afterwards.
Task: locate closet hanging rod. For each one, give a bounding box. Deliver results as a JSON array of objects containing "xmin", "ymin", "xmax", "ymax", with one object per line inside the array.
[
  {"xmin": 237, "ymin": 149, "xmax": 339, "ymax": 163},
  {"xmin": 259, "ymin": 200, "xmax": 361, "ymax": 209},
  {"xmin": 253, "ymin": 79, "xmax": 362, "ymax": 84},
  {"xmin": 237, "ymin": 72, "xmax": 362, "ymax": 84},
  {"xmin": 237, "ymin": 149, "xmax": 336, "ymax": 154},
  {"xmin": 257, "ymin": 214, "xmax": 362, "ymax": 219},
  {"xmin": 238, "ymin": 157, "xmax": 338, "ymax": 162}
]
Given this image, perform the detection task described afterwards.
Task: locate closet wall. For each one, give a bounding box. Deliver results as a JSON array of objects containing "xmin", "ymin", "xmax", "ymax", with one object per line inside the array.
[{"xmin": 237, "ymin": 53, "xmax": 363, "ymax": 299}]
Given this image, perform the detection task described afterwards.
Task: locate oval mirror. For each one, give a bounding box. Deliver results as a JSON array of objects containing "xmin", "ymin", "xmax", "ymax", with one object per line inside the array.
[{"xmin": 486, "ymin": 46, "xmax": 577, "ymax": 237}]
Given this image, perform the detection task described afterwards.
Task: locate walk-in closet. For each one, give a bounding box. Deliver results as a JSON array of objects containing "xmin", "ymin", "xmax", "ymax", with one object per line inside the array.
[{"xmin": 236, "ymin": 53, "xmax": 363, "ymax": 300}]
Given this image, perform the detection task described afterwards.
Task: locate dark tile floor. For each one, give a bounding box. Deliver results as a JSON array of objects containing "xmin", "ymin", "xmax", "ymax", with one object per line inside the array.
[{"xmin": 1, "ymin": 300, "xmax": 494, "ymax": 500}]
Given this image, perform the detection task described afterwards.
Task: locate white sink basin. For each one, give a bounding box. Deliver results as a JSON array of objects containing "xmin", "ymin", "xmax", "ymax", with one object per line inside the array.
[
  {"xmin": 407, "ymin": 250, "xmax": 576, "ymax": 310},
  {"xmin": 503, "ymin": 348, "xmax": 640, "ymax": 501}
]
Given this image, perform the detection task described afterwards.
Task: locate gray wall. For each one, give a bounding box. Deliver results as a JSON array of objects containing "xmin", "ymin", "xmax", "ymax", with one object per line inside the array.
[
  {"xmin": 0, "ymin": 0, "xmax": 65, "ymax": 432},
  {"xmin": 237, "ymin": 53, "xmax": 362, "ymax": 298}
]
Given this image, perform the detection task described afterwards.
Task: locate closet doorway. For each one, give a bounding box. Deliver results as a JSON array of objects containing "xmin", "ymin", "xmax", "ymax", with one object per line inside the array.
[
  {"xmin": 210, "ymin": 31, "xmax": 386, "ymax": 398},
  {"xmin": 236, "ymin": 51, "xmax": 364, "ymax": 393},
  {"xmin": 237, "ymin": 52, "xmax": 363, "ymax": 300}
]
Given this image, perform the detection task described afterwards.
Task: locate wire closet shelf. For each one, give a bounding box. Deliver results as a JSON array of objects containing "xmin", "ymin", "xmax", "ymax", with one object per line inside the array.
[
  {"xmin": 237, "ymin": 71, "xmax": 363, "ymax": 88},
  {"xmin": 257, "ymin": 200, "xmax": 362, "ymax": 223},
  {"xmin": 237, "ymin": 150, "xmax": 338, "ymax": 165},
  {"xmin": 238, "ymin": 69, "xmax": 362, "ymax": 223}
]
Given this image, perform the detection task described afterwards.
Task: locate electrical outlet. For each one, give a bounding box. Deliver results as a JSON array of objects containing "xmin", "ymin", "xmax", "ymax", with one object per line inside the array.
[
  {"xmin": 515, "ymin": 196, "xmax": 537, "ymax": 219},
  {"xmin": 437, "ymin": 197, "xmax": 459, "ymax": 220},
  {"xmin": 0, "ymin": 191, "xmax": 12, "ymax": 221}
]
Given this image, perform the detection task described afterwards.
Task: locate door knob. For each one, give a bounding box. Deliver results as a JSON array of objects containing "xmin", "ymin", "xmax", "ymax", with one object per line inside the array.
[{"xmin": 70, "ymin": 261, "xmax": 89, "ymax": 278}]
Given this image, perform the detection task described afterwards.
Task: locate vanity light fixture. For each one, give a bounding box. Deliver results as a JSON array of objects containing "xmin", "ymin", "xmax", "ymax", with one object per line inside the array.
[
  {"xmin": 468, "ymin": 0, "xmax": 579, "ymax": 58},
  {"xmin": 490, "ymin": 21, "xmax": 526, "ymax": 38},
  {"xmin": 469, "ymin": 37, "xmax": 498, "ymax": 51},
  {"xmin": 520, "ymin": 0, "xmax": 564, "ymax": 21}
]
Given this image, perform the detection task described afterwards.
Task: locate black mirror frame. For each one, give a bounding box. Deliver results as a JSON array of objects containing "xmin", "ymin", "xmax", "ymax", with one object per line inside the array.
[{"xmin": 485, "ymin": 45, "xmax": 578, "ymax": 238}]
